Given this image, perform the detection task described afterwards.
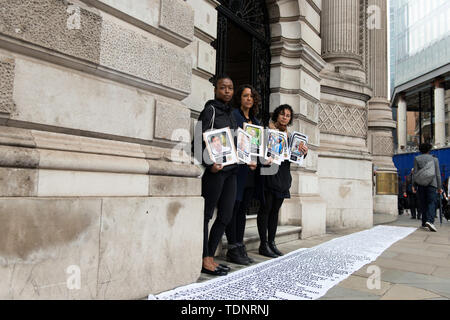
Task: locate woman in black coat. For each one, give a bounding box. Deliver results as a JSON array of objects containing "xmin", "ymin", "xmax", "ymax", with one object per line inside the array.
[
  {"xmin": 258, "ymin": 104, "xmax": 308, "ymax": 258},
  {"xmin": 224, "ymin": 84, "xmax": 260, "ymax": 265},
  {"xmin": 195, "ymin": 75, "xmax": 238, "ymax": 276}
]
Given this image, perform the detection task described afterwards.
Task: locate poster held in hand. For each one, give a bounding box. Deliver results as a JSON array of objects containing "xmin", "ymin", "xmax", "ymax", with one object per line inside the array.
[
  {"xmin": 289, "ymin": 132, "xmax": 308, "ymax": 165},
  {"xmin": 236, "ymin": 128, "xmax": 252, "ymax": 164},
  {"xmin": 265, "ymin": 129, "xmax": 288, "ymax": 165},
  {"xmin": 243, "ymin": 123, "xmax": 264, "ymax": 157},
  {"xmin": 203, "ymin": 127, "xmax": 237, "ymax": 166}
]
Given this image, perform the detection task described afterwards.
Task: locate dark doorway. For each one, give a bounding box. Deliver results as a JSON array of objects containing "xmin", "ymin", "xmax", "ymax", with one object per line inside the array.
[
  {"xmin": 212, "ymin": 0, "xmax": 271, "ymax": 126},
  {"xmin": 225, "ymin": 20, "xmax": 252, "ymax": 89}
]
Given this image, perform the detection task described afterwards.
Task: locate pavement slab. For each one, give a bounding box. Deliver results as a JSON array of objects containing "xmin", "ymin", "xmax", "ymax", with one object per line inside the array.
[
  {"xmin": 380, "ymin": 284, "xmax": 442, "ymax": 300},
  {"xmin": 379, "ymin": 270, "xmax": 450, "ymax": 299}
]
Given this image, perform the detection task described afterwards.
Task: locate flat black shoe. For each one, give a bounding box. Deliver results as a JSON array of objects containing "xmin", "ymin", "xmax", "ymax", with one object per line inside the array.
[
  {"xmin": 259, "ymin": 243, "xmax": 278, "ymax": 258},
  {"xmin": 217, "ymin": 264, "xmax": 231, "ymax": 272},
  {"xmin": 269, "ymin": 241, "xmax": 284, "ymax": 256},
  {"xmin": 201, "ymin": 267, "xmax": 227, "ymax": 276}
]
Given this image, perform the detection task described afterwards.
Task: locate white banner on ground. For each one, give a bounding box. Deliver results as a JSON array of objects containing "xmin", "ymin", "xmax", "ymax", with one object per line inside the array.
[{"xmin": 149, "ymin": 226, "xmax": 416, "ymax": 300}]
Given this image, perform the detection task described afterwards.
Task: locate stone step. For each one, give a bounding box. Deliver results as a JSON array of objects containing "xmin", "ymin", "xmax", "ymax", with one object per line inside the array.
[
  {"xmin": 220, "ymin": 225, "xmax": 302, "ymax": 256},
  {"xmin": 246, "ymin": 214, "xmax": 257, "ymax": 228}
]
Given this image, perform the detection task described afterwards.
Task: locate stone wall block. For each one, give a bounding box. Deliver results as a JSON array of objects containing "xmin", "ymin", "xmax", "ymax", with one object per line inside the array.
[
  {"xmin": 0, "ymin": 0, "xmax": 102, "ymax": 63},
  {"xmin": 154, "ymin": 100, "xmax": 191, "ymax": 141},
  {"xmin": 148, "ymin": 176, "xmax": 200, "ymax": 196},
  {"xmin": 97, "ymin": 197, "xmax": 203, "ymax": 299},
  {"xmin": 99, "ymin": 19, "xmax": 192, "ymax": 94},
  {"xmin": 0, "ymin": 168, "xmax": 38, "ymax": 197},
  {"xmin": 160, "ymin": 0, "xmax": 195, "ymax": 41},
  {"xmin": 0, "ymin": 198, "xmax": 101, "ymax": 299},
  {"xmin": 0, "ymin": 145, "xmax": 39, "ymax": 168}
]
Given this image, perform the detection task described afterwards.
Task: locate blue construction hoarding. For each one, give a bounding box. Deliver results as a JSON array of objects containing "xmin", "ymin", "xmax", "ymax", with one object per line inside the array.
[{"xmin": 393, "ymin": 147, "xmax": 450, "ymax": 185}]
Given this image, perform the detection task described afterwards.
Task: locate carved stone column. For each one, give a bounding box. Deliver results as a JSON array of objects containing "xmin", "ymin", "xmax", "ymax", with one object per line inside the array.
[
  {"xmin": 319, "ymin": 0, "xmax": 374, "ymax": 230},
  {"xmin": 366, "ymin": 0, "xmax": 398, "ymax": 222},
  {"xmin": 322, "ymin": 0, "xmax": 362, "ymax": 67}
]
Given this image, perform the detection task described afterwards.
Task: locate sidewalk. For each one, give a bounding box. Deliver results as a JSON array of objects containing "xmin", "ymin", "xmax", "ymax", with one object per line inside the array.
[{"xmin": 199, "ymin": 214, "xmax": 450, "ymax": 300}]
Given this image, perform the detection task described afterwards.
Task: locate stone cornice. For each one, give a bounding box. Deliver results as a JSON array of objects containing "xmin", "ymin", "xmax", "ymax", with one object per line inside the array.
[
  {"xmin": 0, "ymin": 126, "xmax": 202, "ymax": 177},
  {"xmin": 321, "ymin": 85, "xmax": 372, "ymax": 103},
  {"xmin": 81, "ymin": 0, "xmax": 194, "ymax": 48},
  {"xmin": 271, "ymin": 39, "xmax": 326, "ymax": 72}
]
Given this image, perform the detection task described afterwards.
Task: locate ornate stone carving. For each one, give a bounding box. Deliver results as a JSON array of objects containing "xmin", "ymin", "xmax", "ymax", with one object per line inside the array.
[
  {"xmin": 372, "ymin": 136, "xmax": 394, "ymax": 156},
  {"xmin": 319, "ymin": 103, "xmax": 368, "ymax": 138}
]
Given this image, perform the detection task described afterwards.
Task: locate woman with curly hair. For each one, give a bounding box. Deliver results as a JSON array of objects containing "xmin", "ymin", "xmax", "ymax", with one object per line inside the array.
[
  {"xmin": 224, "ymin": 84, "xmax": 260, "ymax": 265},
  {"xmin": 257, "ymin": 104, "xmax": 308, "ymax": 258}
]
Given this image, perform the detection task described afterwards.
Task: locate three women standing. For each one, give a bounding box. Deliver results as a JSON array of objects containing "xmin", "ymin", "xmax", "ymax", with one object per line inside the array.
[{"xmin": 197, "ymin": 76, "xmax": 308, "ymax": 275}]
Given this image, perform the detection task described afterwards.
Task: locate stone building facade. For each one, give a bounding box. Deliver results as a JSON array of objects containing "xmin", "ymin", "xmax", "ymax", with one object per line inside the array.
[{"xmin": 0, "ymin": 0, "xmax": 394, "ymax": 299}]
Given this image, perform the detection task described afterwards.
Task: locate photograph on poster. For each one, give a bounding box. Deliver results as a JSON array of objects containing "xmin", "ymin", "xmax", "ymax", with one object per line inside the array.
[
  {"xmin": 243, "ymin": 123, "xmax": 264, "ymax": 157},
  {"xmin": 289, "ymin": 132, "xmax": 308, "ymax": 166},
  {"xmin": 265, "ymin": 129, "xmax": 288, "ymax": 165},
  {"xmin": 236, "ymin": 128, "xmax": 252, "ymax": 164},
  {"xmin": 203, "ymin": 128, "xmax": 237, "ymax": 166}
]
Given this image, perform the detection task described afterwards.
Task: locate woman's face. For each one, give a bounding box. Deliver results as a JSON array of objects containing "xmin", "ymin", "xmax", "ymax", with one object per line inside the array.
[
  {"xmin": 241, "ymin": 88, "xmax": 254, "ymax": 111},
  {"xmin": 215, "ymin": 78, "xmax": 234, "ymax": 103},
  {"xmin": 277, "ymin": 108, "xmax": 291, "ymax": 127}
]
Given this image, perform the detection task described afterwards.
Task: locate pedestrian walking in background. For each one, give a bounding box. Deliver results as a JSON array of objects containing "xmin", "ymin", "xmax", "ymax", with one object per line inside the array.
[
  {"xmin": 412, "ymin": 143, "xmax": 442, "ymax": 232},
  {"xmin": 405, "ymin": 168, "xmax": 419, "ymax": 219}
]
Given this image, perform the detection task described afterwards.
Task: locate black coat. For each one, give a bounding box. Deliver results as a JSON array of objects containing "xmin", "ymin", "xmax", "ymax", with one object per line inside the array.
[
  {"xmin": 232, "ymin": 108, "xmax": 261, "ymax": 201},
  {"xmin": 195, "ymin": 99, "xmax": 238, "ymax": 173}
]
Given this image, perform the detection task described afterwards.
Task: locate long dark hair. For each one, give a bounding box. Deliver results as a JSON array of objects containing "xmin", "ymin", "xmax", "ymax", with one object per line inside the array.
[
  {"xmin": 271, "ymin": 104, "xmax": 294, "ymax": 126},
  {"xmin": 233, "ymin": 84, "xmax": 261, "ymax": 118}
]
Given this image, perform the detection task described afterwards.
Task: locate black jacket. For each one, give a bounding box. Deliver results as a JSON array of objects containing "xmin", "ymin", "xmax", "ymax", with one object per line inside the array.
[
  {"xmin": 233, "ymin": 108, "xmax": 261, "ymax": 201},
  {"xmin": 194, "ymin": 99, "xmax": 238, "ymax": 173}
]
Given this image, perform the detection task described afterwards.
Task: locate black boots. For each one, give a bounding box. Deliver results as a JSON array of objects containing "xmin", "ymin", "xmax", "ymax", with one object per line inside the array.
[
  {"xmin": 226, "ymin": 245, "xmax": 250, "ymax": 265},
  {"xmin": 258, "ymin": 242, "xmax": 278, "ymax": 258},
  {"xmin": 239, "ymin": 244, "xmax": 254, "ymax": 263},
  {"xmin": 268, "ymin": 241, "xmax": 284, "ymax": 256}
]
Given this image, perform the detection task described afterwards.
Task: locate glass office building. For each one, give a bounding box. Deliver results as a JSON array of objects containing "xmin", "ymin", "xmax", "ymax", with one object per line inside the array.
[{"xmin": 390, "ymin": 0, "xmax": 450, "ymax": 152}]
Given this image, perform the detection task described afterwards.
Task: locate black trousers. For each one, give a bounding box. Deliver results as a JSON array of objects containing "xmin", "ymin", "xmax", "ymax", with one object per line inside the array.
[
  {"xmin": 407, "ymin": 192, "xmax": 418, "ymax": 218},
  {"xmin": 225, "ymin": 187, "xmax": 254, "ymax": 246},
  {"xmin": 257, "ymin": 190, "xmax": 284, "ymax": 243},
  {"xmin": 202, "ymin": 170, "xmax": 237, "ymax": 258}
]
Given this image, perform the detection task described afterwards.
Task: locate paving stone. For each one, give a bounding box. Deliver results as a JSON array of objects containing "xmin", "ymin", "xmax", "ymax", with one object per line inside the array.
[
  {"xmin": 379, "ymin": 251, "xmax": 399, "ymax": 259},
  {"xmin": 425, "ymin": 244, "xmax": 450, "ymax": 255},
  {"xmin": 432, "ymin": 267, "xmax": 450, "ymax": 278},
  {"xmin": 395, "ymin": 253, "xmax": 450, "ymax": 268},
  {"xmin": 320, "ymin": 286, "xmax": 380, "ymax": 300},
  {"xmin": 380, "ymin": 284, "xmax": 442, "ymax": 300},
  {"xmin": 425, "ymin": 236, "xmax": 450, "ymax": 245},
  {"xmin": 336, "ymin": 275, "xmax": 392, "ymax": 296},
  {"xmin": 387, "ymin": 246, "xmax": 448, "ymax": 258},
  {"xmin": 380, "ymin": 270, "xmax": 450, "ymax": 299},
  {"xmin": 373, "ymin": 257, "xmax": 436, "ymax": 275}
]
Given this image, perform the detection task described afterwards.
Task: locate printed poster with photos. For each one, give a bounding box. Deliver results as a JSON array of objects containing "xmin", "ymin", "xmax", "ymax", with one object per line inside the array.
[
  {"xmin": 203, "ymin": 128, "xmax": 237, "ymax": 166},
  {"xmin": 236, "ymin": 128, "xmax": 252, "ymax": 164},
  {"xmin": 289, "ymin": 132, "xmax": 308, "ymax": 166},
  {"xmin": 243, "ymin": 123, "xmax": 264, "ymax": 157},
  {"xmin": 265, "ymin": 129, "xmax": 288, "ymax": 165}
]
